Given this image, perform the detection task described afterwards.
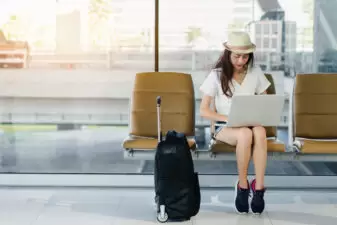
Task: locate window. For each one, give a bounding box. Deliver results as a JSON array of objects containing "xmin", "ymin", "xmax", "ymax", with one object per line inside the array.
[
  {"xmin": 255, "ymin": 37, "xmax": 262, "ymax": 48},
  {"xmin": 272, "ymin": 23, "xmax": 278, "ymax": 34},
  {"xmin": 263, "ymin": 38, "xmax": 270, "ymax": 48},
  {"xmin": 0, "ymin": 0, "xmax": 154, "ymax": 174},
  {"xmin": 157, "ymin": 0, "xmax": 337, "ymax": 178},
  {"xmin": 1, "ymin": 0, "xmax": 337, "ymax": 186},
  {"xmin": 272, "ymin": 38, "xmax": 277, "ymax": 49},
  {"xmin": 263, "ymin": 23, "xmax": 270, "ymax": 35}
]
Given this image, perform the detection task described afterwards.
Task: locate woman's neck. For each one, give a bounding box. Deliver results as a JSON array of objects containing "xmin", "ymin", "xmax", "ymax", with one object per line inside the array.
[
  {"xmin": 233, "ymin": 67, "xmax": 246, "ymax": 75},
  {"xmin": 233, "ymin": 67, "xmax": 247, "ymax": 84}
]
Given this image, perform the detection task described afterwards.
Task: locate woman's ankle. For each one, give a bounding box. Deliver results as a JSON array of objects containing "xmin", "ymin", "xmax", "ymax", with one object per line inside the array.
[
  {"xmin": 254, "ymin": 180, "xmax": 265, "ymax": 190},
  {"xmin": 238, "ymin": 179, "xmax": 249, "ymax": 189}
]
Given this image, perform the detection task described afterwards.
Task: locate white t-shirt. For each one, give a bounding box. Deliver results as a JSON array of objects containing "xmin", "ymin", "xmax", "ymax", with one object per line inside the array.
[{"xmin": 199, "ymin": 66, "xmax": 271, "ymax": 116}]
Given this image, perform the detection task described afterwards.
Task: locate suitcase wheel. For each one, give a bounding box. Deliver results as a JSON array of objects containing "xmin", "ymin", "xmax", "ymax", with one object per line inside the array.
[{"xmin": 156, "ymin": 205, "xmax": 168, "ymax": 223}]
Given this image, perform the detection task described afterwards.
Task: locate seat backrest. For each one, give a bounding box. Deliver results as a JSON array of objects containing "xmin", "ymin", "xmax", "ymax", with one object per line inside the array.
[
  {"xmin": 264, "ymin": 73, "xmax": 277, "ymax": 138},
  {"xmin": 129, "ymin": 72, "xmax": 195, "ymax": 137},
  {"xmin": 293, "ymin": 74, "xmax": 337, "ymax": 139}
]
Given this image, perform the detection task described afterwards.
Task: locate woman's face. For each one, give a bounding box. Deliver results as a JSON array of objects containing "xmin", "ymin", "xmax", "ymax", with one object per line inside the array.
[{"xmin": 230, "ymin": 53, "xmax": 250, "ymax": 71}]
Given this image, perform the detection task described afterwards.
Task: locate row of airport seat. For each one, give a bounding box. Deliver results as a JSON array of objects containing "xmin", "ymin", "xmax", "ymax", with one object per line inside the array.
[{"xmin": 122, "ymin": 72, "xmax": 337, "ymax": 160}]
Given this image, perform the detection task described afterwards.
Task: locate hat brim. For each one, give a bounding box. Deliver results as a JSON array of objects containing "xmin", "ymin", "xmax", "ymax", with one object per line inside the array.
[{"xmin": 223, "ymin": 42, "xmax": 256, "ymax": 54}]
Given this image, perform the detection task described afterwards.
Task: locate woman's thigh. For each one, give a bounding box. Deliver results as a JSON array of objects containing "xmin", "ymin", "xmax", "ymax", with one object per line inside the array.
[{"xmin": 214, "ymin": 126, "xmax": 252, "ymax": 146}]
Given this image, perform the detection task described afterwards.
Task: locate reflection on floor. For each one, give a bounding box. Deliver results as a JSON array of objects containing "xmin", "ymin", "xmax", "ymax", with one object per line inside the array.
[
  {"xmin": 1, "ymin": 187, "xmax": 336, "ymax": 225},
  {"xmin": 0, "ymin": 126, "xmax": 337, "ymax": 175}
]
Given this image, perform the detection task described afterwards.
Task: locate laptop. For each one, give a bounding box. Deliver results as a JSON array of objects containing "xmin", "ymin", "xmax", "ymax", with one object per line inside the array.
[{"xmin": 225, "ymin": 95, "xmax": 285, "ymax": 127}]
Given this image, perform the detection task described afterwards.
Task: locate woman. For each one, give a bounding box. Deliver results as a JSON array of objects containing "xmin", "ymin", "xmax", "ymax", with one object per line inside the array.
[{"xmin": 199, "ymin": 31, "xmax": 270, "ymax": 214}]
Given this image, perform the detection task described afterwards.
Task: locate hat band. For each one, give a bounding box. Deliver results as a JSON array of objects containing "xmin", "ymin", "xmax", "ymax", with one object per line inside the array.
[{"xmin": 226, "ymin": 44, "xmax": 254, "ymax": 51}]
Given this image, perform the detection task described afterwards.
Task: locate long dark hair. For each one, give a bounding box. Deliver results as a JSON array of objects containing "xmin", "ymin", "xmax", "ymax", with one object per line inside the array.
[{"xmin": 213, "ymin": 50, "xmax": 254, "ymax": 97}]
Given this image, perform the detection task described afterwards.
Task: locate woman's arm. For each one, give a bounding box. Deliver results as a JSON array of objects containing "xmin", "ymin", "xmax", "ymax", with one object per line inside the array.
[
  {"xmin": 200, "ymin": 95, "xmax": 228, "ymax": 122},
  {"xmin": 199, "ymin": 70, "xmax": 227, "ymax": 121}
]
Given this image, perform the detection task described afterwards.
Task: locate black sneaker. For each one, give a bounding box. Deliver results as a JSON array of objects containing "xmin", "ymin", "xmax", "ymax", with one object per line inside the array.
[
  {"xmin": 250, "ymin": 178, "xmax": 266, "ymax": 214},
  {"xmin": 234, "ymin": 180, "xmax": 250, "ymax": 214}
]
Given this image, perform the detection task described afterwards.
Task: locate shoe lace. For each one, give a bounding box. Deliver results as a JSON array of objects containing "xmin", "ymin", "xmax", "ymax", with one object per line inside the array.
[{"xmin": 253, "ymin": 189, "xmax": 265, "ymax": 199}]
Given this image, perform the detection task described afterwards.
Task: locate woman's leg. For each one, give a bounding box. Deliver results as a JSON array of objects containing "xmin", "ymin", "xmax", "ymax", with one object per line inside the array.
[
  {"xmin": 215, "ymin": 127, "xmax": 253, "ymax": 188},
  {"xmin": 214, "ymin": 127, "xmax": 253, "ymax": 213},
  {"xmin": 251, "ymin": 126, "xmax": 267, "ymax": 189},
  {"xmin": 250, "ymin": 126, "xmax": 268, "ymax": 214}
]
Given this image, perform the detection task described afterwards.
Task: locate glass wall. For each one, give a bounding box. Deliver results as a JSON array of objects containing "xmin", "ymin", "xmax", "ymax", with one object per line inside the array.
[
  {"xmin": 1, "ymin": 0, "xmax": 337, "ymax": 177},
  {"xmin": 0, "ymin": 0, "xmax": 154, "ymax": 173},
  {"xmin": 158, "ymin": 0, "xmax": 337, "ymax": 176}
]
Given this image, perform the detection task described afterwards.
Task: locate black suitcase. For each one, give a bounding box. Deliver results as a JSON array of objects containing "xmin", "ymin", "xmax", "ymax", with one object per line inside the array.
[{"xmin": 154, "ymin": 96, "xmax": 200, "ymax": 223}]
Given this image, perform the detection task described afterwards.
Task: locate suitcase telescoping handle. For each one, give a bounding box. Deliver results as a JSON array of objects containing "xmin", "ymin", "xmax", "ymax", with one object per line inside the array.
[{"xmin": 156, "ymin": 96, "xmax": 162, "ymax": 142}]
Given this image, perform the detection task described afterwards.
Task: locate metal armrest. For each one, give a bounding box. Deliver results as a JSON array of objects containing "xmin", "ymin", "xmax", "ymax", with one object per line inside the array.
[
  {"xmin": 210, "ymin": 98, "xmax": 216, "ymax": 139},
  {"xmin": 210, "ymin": 119, "xmax": 215, "ymax": 138}
]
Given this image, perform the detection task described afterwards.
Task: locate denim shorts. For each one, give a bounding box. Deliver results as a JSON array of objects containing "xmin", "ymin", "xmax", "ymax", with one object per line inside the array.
[
  {"xmin": 213, "ymin": 121, "xmax": 227, "ymax": 138},
  {"xmin": 214, "ymin": 122, "xmax": 254, "ymax": 136}
]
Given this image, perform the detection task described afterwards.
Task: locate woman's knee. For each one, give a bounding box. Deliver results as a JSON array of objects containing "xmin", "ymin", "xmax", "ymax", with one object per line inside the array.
[
  {"xmin": 237, "ymin": 127, "xmax": 253, "ymax": 147},
  {"xmin": 252, "ymin": 126, "xmax": 267, "ymax": 143}
]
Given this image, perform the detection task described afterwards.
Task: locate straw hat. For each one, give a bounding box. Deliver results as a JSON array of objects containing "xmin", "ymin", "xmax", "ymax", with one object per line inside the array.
[{"xmin": 223, "ymin": 31, "xmax": 256, "ymax": 54}]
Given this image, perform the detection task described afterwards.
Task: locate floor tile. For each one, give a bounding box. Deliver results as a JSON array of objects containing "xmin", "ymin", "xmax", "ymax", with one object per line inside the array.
[
  {"xmin": 33, "ymin": 206, "xmax": 115, "ymax": 225},
  {"xmin": 115, "ymin": 196, "xmax": 168, "ymax": 223},
  {"xmin": 112, "ymin": 218, "xmax": 192, "ymax": 225},
  {"xmin": 192, "ymin": 211, "xmax": 272, "ymax": 225},
  {"xmin": 1, "ymin": 188, "xmax": 337, "ymax": 225},
  {"xmin": 0, "ymin": 201, "xmax": 45, "ymax": 225},
  {"xmin": 267, "ymin": 203, "xmax": 337, "ymax": 225}
]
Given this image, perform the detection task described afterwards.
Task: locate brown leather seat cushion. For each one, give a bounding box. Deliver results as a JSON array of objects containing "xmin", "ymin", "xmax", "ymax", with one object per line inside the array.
[
  {"xmin": 210, "ymin": 139, "xmax": 285, "ymax": 153},
  {"xmin": 123, "ymin": 136, "xmax": 197, "ymax": 151},
  {"xmin": 295, "ymin": 139, "xmax": 337, "ymax": 154}
]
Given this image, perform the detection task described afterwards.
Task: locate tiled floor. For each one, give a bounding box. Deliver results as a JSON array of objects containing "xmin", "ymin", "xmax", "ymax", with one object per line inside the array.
[{"xmin": 0, "ymin": 187, "xmax": 336, "ymax": 225}]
